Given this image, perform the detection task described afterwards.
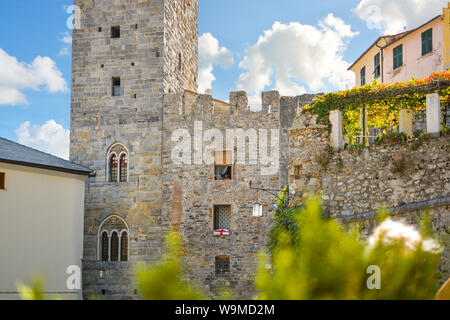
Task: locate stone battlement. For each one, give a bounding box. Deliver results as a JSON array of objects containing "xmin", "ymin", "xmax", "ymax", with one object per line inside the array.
[{"xmin": 164, "ymin": 89, "xmax": 320, "ymax": 128}]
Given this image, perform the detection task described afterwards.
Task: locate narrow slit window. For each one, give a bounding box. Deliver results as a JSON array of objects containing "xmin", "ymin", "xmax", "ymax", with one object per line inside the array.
[
  {"xmin": 215, "ymin": 256, "xmax": 230, "ymax": 277},
  {"xmin": 360, "ymin": 66, "xmax": 366, "ymax": 86},
  {"xmin": 294, "ymin": 166, "xmax": 301, "ymax": 180},
  {"xmin": 215, "ymin": 151, "xmax": 232, "ymax": 180},
  {"xmin": 112, "ymin": 77, "xmax": 121, "ymax": 97},
  {"xmin": 178, "ymin": 53, "xmax": 182, "ymax": 70},
  {"xmin": 0, "ymin": 172, "xmax": 5, "ymax": 190},
  {"xmin": 111, "ymin": 26, "xmax": 120, "ymax": 38}
]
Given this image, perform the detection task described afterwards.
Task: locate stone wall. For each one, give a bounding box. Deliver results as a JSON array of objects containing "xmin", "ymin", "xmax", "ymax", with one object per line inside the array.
[
  {"xmin": 161, "ymin": 90, "xmax": 283, "ymax": 299},
  {"xmin": 289, "ymin": 119, "xmax": 450, "ymax": 283},
  {"xmin": 71, "ymin": 0, "xmax": 198, "ymax": 299},
  {"xmin": 163, "ymin": 0, "xmax": 198, "ymax": 93}
]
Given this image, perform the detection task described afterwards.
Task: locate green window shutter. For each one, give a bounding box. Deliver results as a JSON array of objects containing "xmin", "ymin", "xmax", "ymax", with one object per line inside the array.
[
  {"xmin": 393, "ymin": 45, "xmax": 403, "ymax": 70},
  {"xmin": 422, "ymin": 28, "xmax": 432, "ymax": 56}
]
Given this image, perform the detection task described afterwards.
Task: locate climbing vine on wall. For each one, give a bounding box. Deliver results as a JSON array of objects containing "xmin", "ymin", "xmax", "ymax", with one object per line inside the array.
[{"xmin": 303, "ymin": 71, "xmax": 450, "ymax": 138}]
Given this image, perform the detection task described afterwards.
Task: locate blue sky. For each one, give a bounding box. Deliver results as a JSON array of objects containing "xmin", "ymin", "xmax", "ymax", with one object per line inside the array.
[{"xmin": 0, "ymin": 0, "xmax": 446, "ymax": 158}]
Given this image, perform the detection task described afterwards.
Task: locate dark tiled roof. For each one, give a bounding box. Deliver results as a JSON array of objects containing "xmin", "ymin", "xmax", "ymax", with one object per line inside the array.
[{"xmin": 0, "ymin": 137, "xmax": 92, "ymax": 175}]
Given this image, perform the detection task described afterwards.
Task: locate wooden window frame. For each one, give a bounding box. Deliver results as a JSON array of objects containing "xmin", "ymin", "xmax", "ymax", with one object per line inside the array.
[
  {"xmin": 0, "ymin": 172, "xmax": 5, "ymax": 190},
  {"xmin": 214, "ymin": 151, "xmax": 233, "ymax": 181},
  {"xmin": 215, "ymin": 256, "xmax": 230, "ymax": 277}
]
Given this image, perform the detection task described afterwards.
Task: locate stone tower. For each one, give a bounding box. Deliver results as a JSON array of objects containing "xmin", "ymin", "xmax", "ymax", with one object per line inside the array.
[{"xmin": 70, "ymin": 0, "xmax": 198, "ymax": 299}]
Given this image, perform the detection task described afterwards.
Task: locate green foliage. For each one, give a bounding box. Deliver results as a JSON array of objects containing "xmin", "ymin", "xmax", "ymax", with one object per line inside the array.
[
  {"xmin": 303, "ymin": 71, "xmax": 450, "ymax": 140},
  {"xmin": 410, "ymin": 131, "xmax": 431, "ymax": 151},
  {"xmin": 257, "ymin": 198, "xmax": 442, "ymax": 300},
  {"xmin": 268, "ymin": 205, "xmax": 304, "ymax": 255},
  {"xmin": 17, "ymin": 276, "xmax": 47, "ymax": 300},
  {"xmin": 273, "ymin": 186, "xmax": 288, "ymax": 214},
  {"xmin": 375, "ymin": 132, "xmax": 409, "ymax": 146},
  {"xmin": 17, "ymin": 276, "xmax": 62, "ymax": 300},
  {"xmin": 136, "ymin": 231, "xmax": 207, "ymax": 300}
]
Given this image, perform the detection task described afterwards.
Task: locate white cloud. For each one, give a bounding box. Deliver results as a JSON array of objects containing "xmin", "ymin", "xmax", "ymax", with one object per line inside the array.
[
  {"xmin": 59, "ymin": 31, "xmax": 72, "ymax": 56},
  {"xmin": 198, "ymin": 33, "xmax": 234, "ymax": 94},
  {"xmin": 237, "ymin": 14, "xmax": 358, "ymax": 98},
  {"xmin": 0, "ymin": 48, "xmax": 68, "ymax": 106},
  {"xmin": 354, "ymin": 0, "xmax": 448, "ymax": 35},
  {"xmin": 60, "ymin": 31, "xmax": 72, "ymax": 44},
  {"xmin": 16, "ymin": 120, "xmax": 70, "ymax": 160}
]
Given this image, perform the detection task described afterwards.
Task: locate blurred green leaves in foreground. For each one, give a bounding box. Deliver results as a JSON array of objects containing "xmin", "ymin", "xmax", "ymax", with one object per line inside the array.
[
  {"xmin": 257, "ymin": 198, "xmax": 442, "ymax": 300},
  {"xmin": 136, "ymin": 231, "xmax": 207, "ymax": 300},
  {"xmin": 19, "ymin": 198, "xmax": 443, "ymax": 300}
]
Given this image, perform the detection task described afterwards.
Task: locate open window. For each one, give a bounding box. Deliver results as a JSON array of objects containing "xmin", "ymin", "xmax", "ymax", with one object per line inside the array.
[
  {"xmin": 111, "ymin": 26, "xmax": 120, "ymax": 38},
  {"xmin": 112, "ymin": 77, "xmax": 121, "ymax": 97},
  {"xmin": 215, "ymin": 151, "xmax": 232, "ymax": 180}
]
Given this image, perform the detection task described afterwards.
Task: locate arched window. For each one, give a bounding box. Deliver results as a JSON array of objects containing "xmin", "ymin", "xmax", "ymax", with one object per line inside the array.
[
  {"xmin": 107, "ymin": 143, "xmax": 129, "ymax": 183},
  {"xmin": 109, "ymin": 154, "xmax": 118, "ymax": 182},
  {"xmin": 101, "ymin": 232, "xmax": 109, "ymax": 262},
  {"xmin": 121, "ymin": 231, "xmax": 129, "ymax": 261},
  {"xmin": 120, "ymin": 153, "xmax": 128, "ymax": 182},
  {"xmin": 98, "ymin": 216, "xmax": 129, "ymax": 262},
  {"xmin": 110, "ymin": 232, "xmax": 119, "ymax": 261}
]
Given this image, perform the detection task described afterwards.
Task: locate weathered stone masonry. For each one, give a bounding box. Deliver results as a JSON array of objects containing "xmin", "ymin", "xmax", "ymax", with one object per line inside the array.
[
  {"xmin": 70, "ymin": 0, "xmax": 198, "ymax": 299},
  {"xmin": 288, "ymin": 118, "xmax": 450, "ymax": 283},
  {"xmin": 70, "ymin": 0, "xmax": 448, "ymax": 299}
]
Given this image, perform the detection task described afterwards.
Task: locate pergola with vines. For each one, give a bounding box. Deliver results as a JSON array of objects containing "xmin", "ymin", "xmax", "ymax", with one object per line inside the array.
[{"xmin": 303, "ymin": 71, "xmax": 450, "ymax": 143}]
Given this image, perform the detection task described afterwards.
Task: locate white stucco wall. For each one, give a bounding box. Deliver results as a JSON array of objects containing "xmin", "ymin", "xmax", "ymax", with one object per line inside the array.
[
  {"xmin": 0, "ymin": 163, "xmax": 86, "ymax": 300},
  {"xmin": 384, "ymin": 18, "xmax": 444, "ymax": 83}
]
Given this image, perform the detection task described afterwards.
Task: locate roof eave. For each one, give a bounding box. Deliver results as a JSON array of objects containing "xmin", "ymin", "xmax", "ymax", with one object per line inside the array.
[{"xmin": 0, "ymin": 158, "xmax": 93, "ymax": 176}]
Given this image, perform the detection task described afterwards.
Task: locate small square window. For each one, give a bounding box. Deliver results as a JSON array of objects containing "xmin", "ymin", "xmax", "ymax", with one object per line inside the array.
[
  {"xmin": 112, "ymin": 77, "xmax": 121, "ymax": 96},
  {"xmin": 215, "ymin": 256, "xmax": 230, "ymax": 277},
  {"xmin": 0, "ymin": 172, "xmax": 5, "ymax": 190},
  {"xmin": 214, "ymin": 205, "xmax": 231, "ymax": 231},
  {"xmin": 98, "ymin": 27, "xmax": 102, "ymax": 32},
  {"xmin": 111, "ymin": 26, "xmax": 120, "ymax": 39},
  {"xmin": 215, "ymin": 151, "xmax": 232, "ymax": 180}
]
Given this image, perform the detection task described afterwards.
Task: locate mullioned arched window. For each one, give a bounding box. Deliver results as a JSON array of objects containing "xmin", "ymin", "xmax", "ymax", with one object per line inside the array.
[
  {"xmin": 107, "ymin": 143, "xmax": 129, "ymax": 182},
  {"xmin": 98, "ymin": 216, "xmax": 129, "ymax": 262}
]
